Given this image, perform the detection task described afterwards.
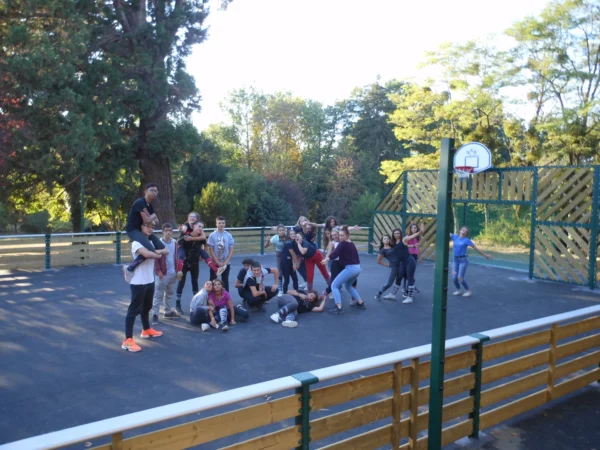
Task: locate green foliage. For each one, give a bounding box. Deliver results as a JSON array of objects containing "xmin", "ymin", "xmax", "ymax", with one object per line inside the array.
[
  {"xmin": 347, "ymin": 192, "xmax": 380, "ymax": 226},
  {"xmin": 21, "ymin": 210, "xmax": 50, "ymax": 234},
  {"xmin": 194, "ymin": 182, "xmax": 244, "ymax": 227},
  {"xmin": 380, "ymin": 153, "xmax": 441, "ymax": 184}
]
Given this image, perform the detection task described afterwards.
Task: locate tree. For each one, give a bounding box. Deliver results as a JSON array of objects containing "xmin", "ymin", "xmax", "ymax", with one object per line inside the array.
[
  {"xmin": 506, "ymin": 0, "xmax": 600, "ymax": 164},
  {"xmin": 322, "ymin": 156, "xmax": 363, "ymax": 223},
  {"xmin": 194, "ymin": 182, "xmax": 244, "ymax": 226},
  {"xmin": 347, "ymin": 192, "xmax": 380, "ymax": 226}
]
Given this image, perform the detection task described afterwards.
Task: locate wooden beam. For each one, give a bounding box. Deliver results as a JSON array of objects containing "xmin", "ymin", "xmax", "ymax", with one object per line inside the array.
[
  {"xmin": 555, "ymin": 333, "xmax": 600, "ymax": 360},
  {"xmin": 547, "ymin": 324, "xmax": 558, "ymax": 401},
  {"xmin": 483, "ymin": 330, "xmax": 551, "ymax": 362},
  {"xmin": 392, "ymin": 362, "xmax": 403, "ymax": 448},
  {"xmin": 480, "ymin": 370, "xmax": 547, "ymax": 408},
  {"xmin": 556, "ymin": 316, "xmax": 600, "ymax": 340},
  {"xmin": 317, "ymin": 424, "xmax": 392, "ymax": 450},
  {"xmin": 481, "ymin": 349, "xmax": 549, "ymax": 384},
  {"xmin": 555, "ymin": 350, "xmax": 600, "ymax": 379},
  {"xmin": 219, "ymin": 425, "xmax": 300, "ymax": 450},
  {"xmin": 408, "ymin": 358, "xmax": 419, "ymax": 450},
  {"xmin": 552, "ymin": 367, "xmax": 600, "ymax": 399},
  {"xmin": 479, "ymin": 390, "xmax": 546, "ymax": 429},
  {"xmin": 311, "ymin": 370, "xmax": 394, "ymax": 411}
]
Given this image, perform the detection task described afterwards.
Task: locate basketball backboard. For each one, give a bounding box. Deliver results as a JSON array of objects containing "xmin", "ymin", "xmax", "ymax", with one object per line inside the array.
[{"xmin": 453, "ymin": 142, "xmax": 492, "ymax": 174}]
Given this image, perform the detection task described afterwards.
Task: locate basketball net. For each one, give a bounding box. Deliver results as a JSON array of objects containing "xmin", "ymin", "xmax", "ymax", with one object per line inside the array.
[{"xmin": 454, "ymin": 166, "xmax": 474, "ymax": 179}]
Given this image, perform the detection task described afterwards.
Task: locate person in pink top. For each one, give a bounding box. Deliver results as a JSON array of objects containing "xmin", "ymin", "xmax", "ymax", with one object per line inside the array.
[
  {"xmin": 404, "ymin": 223, "xmax": 422, "ymax": 297},
  {"xmin": 207, "ymin": 279, "xmax": 236, "ymax": 332}
]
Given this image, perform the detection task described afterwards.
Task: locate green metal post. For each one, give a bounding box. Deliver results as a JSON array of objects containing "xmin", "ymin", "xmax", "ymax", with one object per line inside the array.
[
  {"xmin": 468, "ymin": 333, "xmax": 490, "ymax": 438},
  {"xmin": 317, "ymin": 227, "xmax": 322, "ymax": 249},
  {"xmin": 45, "ymin": 233, "xmax": 51, "ymax": 270},
  {"xmin": 116, "ymin": 231, "xmax": 122, "ymax": 265},
  {"xmin": 368, "ymin": 215, "xmax": 375, "ymax": 255},
  {"xmin": 402, "ymin": 171, "xmax": 408, "ymax": 228},
  {"xmin": 81, "ymin": 176, "xmax": 85, "ymax": 232},
  {"xmin": 427, "ymin": 138, "xmax": 454, "ymax": 450},
  {"xmin": 292, "ymin": 372, "xmax": 319, "ymax": 450},
  {"xmin": 528, "ymin": 168, "xmax": 539, "ymax": 280},
  {"xmin": 260, "ymin": 227, "xmax": 265, "ymax": 256},
  {"xmin": 588, "ymin": 166, "xmax": 599, "ymax": 290}
]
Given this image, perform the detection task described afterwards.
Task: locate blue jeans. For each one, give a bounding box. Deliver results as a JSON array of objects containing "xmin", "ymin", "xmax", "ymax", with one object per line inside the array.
[
  {"xmin": 331, "ymin": 264, "xmax": 361, "ymax": 306},
  {"xmin": 452, "ymin": 257, "xmax": 470, "ymax": 291}
]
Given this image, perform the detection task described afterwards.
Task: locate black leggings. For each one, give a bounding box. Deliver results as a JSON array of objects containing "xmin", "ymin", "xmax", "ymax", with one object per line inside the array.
[
  {"xmin": 403, "ymin": 254, "xmax": 418, "ymax": 288},
  {"xmin": 177, "ymin": 263, "xmax": 199, "ymax": 296},
  {"xmin": 395, "ymin": 257, "xmax": 416, "ymax": 287},
  {"xmin": 126, "ymin": 282, "xmax": 154, "ymax": 338},
  {"xmin": 281, "ymin": 258, "xmax": 299, "ymax": 292}
]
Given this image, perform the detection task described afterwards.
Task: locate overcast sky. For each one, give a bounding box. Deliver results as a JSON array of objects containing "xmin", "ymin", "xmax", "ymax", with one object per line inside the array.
[{"xmin": 188, "ymin": 0, "xmax": 552, "ymax": 131}]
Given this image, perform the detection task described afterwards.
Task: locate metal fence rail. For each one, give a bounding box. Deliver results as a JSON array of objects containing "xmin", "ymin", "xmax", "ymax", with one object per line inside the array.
[
  {"xmin": 1, "ymin": 305, "xmax": 599, "ymax": 450},
  {"xmin": 0, "ymin": 226, "xmax": 372, "ymax": 271}
]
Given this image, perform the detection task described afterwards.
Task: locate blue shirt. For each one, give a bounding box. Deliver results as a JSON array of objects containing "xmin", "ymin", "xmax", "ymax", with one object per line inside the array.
[{"xmin": 451, "ymin": 234, "xmax": 474, "ymax": 257}]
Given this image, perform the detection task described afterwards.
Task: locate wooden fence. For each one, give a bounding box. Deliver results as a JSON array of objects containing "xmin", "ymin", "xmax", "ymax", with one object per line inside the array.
[
  {"xmin": 1, "ymin": 305, "xmax": 599, "ymax": 450},
  {"xmin": 0, "ymin": 227, "xmax": 372, "ymax": 271}
]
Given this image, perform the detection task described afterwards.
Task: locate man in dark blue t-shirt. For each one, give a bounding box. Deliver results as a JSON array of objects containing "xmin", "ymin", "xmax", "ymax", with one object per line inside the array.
[{"xmin": 122, "ymin": 183, "xmax": 166, "ymax": 282}]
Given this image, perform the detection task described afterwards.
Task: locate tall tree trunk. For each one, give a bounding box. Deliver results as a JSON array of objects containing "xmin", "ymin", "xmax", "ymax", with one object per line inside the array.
[
  {"xmin": 139, "ymin": 155, "xmax": 176, "ymax": 228},
  {"xmin": 66, "ymin": 182, "xmax": 82, "ymax": 232}
]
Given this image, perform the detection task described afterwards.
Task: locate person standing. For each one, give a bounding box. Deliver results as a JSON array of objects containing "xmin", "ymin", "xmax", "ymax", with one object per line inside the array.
[
  {"xmin": 151, "ymin": 223, "xmax": 178, "ymax": 323},
  {"xmin": 322, "ymin": 226, "xmax": 365, "ymax": 314},
  {"xmin": 264, "ymin": 224, "xmax": 286, "ymax": 296},
  {"xmin": 451, "ymin": 226, "xmax": 492, "ymax": 297},
  {"xmin": 122, "ymin": 183, "xmax": 166, "ymax": 282},
  {"xmin": 208, "ymin": 216, "xmax": 235, "ymax": 291},
  {"xmin": 121, "ymin": 223, "xmax": 167, "ymax": 352}
]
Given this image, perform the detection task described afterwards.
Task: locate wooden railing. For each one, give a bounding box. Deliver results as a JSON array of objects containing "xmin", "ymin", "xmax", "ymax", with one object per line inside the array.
[
  {"xmin": 1, "ymin": 306, "xmax": 599, "ymax": 450},
  {"xmin": 0, "ymin": 227, "xmax": 373, "ymax": 271}
]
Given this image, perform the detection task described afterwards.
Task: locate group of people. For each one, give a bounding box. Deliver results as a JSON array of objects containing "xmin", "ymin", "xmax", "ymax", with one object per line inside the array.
[{"xmin": 120, "ymin": 183, "xmax": 490, "ymax": 353}]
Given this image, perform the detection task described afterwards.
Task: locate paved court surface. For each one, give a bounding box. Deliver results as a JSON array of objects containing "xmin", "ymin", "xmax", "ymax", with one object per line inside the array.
[{"xmin": 1, "ymin": 254, "xmax": 599, "ymax": 448}]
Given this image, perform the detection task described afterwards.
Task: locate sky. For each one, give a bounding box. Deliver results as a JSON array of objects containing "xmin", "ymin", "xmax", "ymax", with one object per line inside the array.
[{"xmin": 188, "ymin": 0, "xmax": 552, "ymax": 131}]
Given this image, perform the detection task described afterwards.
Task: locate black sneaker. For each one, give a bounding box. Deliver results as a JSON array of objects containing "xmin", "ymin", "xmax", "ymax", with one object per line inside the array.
[
  {"xmin": 164, "ymin": 311, "xmax": 178, "ymax": 319},
  {"xmin": 175, "ymin": 302, "xmax": 184, "ymax": 315},
  {"xmin": 414, "ymin": 287, "xmax": 420, "ymax": 293},
  {"xmin": 328, "ymin": 306, "xmax": 344, "ymax": 314},
  {"xmin": 351, "ymin": 301, "xmax": 366, "ymax": 309},
  {"xmin": 152, "ymin": 314, "xmax": 159, "ymax": 324}
]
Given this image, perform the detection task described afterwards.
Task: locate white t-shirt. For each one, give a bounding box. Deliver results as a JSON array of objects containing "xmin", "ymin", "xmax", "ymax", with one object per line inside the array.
[{"xmin": 131, "ymin": 241, "xmax": 156, "ymax": 285}]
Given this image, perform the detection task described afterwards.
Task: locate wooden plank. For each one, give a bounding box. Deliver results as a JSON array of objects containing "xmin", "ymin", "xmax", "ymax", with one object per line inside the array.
[
  {"xmin": 416, "ymin": 396, "xmax": 474, "ymax": 433},
  {"xmin": 399, "ymin": 419, "xmax": 473, "ymax": 450},
  {"xmin": 547, "ymin": 324, "xmax": 558, "ymax": 401},
  {"xmin": 219, "ymin": 425, "xmax": 300, "ymax": 450},
  {"xmin": 418, "ymin": 373, "xmax": 476, "ymax": 406},
  {"xmin": 540, "ymin": 171, "xmax": 593, "ymax": 222},
  {"xmin": 318, "ymin": 424, "xmax": 392, "ymax": 450},
  {"xmin": 392, "ymin": 362, "xmax": 403, "ymax": 448},
  {"xmin": 480, "ymin": 370, "xmax": 548, "ymax": 408},
  {"xmin": 483, "ymin": 329, "xmax": 551, "ymax": 362},
  {"xmin": 409, "ymin": 358, "xmax": 419, "ymax": 449},
  {"xmin": 119, "ymin": 395, "xmax": 299, "ymax": 450},
  {"xmin": 537, "ymin": 168, "xmax": 572, "ymax": 205},
  {"xmin": 481, "ymin": 349, "xmax": 549, "ymax": 384},
  {"xmin": 555, "ymin": 333, "xmax": 600, "ymax": 360},
  {"xmin": 555, "ymin": 350, "xmax": 600, "ymax": 379},
  {"xmin": 112, "ymin": 432, "xmax": 123, "ymax": 450},
  {"xmin": 534, "ymin": 243, "xmax": 559, "ymax": 281},
  {"xmin": 552, "ymin": 367, "xmax": 600, "ymax": 399},
  {"xmin": 417, "ymin": 349, "xmax": 477, "ymax": 380},
  {"xmin": 311, "ymin": 371, "xmax": 394, "ymax": 411},
  {"xmin": 311, "ymin": 398, "xmax": 391, "ymax": 441},
  {"xmin": 479, "ymin": 390, "xmax": 546, "ymax": 430}
]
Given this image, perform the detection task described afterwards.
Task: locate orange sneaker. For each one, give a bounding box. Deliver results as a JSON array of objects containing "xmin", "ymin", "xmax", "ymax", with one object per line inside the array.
[
  {"xmin": 121, "ymin": 338, "xmax": 141, "ymax": 352},
  {"xmin": 140, "ymin": 328, "xmax": 163, "ymax": 339}
]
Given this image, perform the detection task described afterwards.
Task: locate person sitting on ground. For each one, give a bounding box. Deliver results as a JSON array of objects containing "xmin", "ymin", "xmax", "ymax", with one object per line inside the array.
[
  {"xmin": 269, "ymin": 289, "xmax": 326, "ymax": 328},
  {"xmin": 208, "ymin": 279, "xmax": 239, "ymax": 332},
  {"xmin": 240, "ymin": 260, "xmax": 279, "ymax": 309},
  {"xmin": 189, "ymin": 280, "xmax": 213, "ymax": 332},
  {"xmin": 235, "ymin": 258, "xmax": 256, "ymax": 298}
]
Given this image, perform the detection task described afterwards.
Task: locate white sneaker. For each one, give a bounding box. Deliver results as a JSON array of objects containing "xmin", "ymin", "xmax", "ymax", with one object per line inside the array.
[
  {"xmin": 383, "ymin": 293, "xmax": 396, "ymax": 300},
  {"xmin": 299, "ymin": 283, "xmax": 307, "ymax": 290},
  {"xmin": 201, "ymin": 323, "xmax": 210, "ymax": 332},
  {"xmin": 220, "ymin": 322, "xmax": 229, "ymax": 332},
  {"xmin": 270, "ymin": 312, "xmax": 282, "ymax": 324},
  {"xmin": 216, "ymin": 266, "xmax": 226, "ymax": 277},
  {"xmin": 277, "ymin": 289, "xmax": 283, "ymax": 297},
  {"xmin": 453, "ymin": 290, "xmax": 463, "ymax": 296},
  {"xmin": 282, "ymin": 320, "xmax": 298, "ymax": 328},
  {"xmin": 122, "ymin": 265, "xmax": 133, "ymax": 283},
  {"xmin": 402, "ymin": 297, "xmax": 414, "ymax": 304},
  {"xmin": 462, "ymin": 291, "xmax": 472, "ymax": 297}
]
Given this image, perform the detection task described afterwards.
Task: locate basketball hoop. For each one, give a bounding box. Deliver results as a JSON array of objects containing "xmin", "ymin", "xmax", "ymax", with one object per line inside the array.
[{"xmin": 454, "ymin": 166, "xmax": 474, "ymax": 179}]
